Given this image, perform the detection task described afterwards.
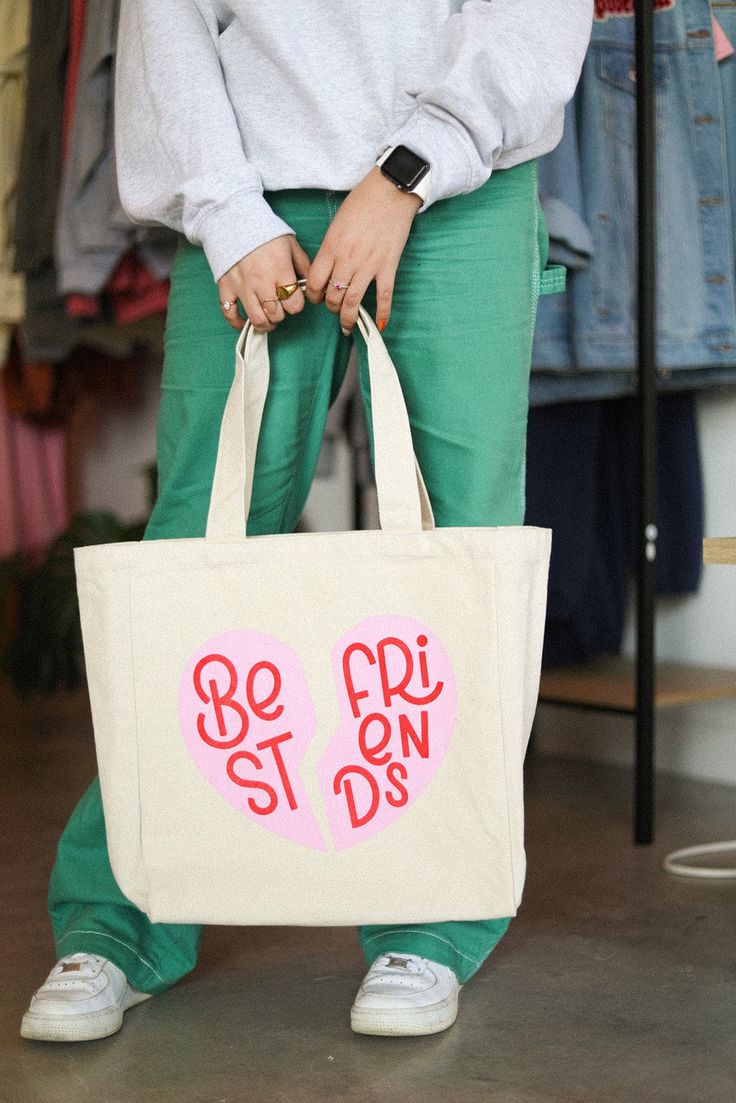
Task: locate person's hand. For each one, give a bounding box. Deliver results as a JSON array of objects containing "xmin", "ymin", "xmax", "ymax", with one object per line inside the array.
[
  {"xmin": 306, "ymin": 167, "xmax": 422, "ymax": 334},
  {"xmin": 217, "ymin": 234, "xmax": 311, "ymax": 333}
]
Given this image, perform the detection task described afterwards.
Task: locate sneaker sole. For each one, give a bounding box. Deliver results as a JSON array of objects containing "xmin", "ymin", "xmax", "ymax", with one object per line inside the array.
[
  {"xmin": 20, "ymin": 989, "xmax": 151, "ymax": 1043},
  {"xmin": 350, "ymin": 989, "xmax": 460, "ymax": 1037}
]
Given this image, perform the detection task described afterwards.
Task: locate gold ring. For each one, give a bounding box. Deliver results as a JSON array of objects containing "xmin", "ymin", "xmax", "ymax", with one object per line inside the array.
[
  {"xmin": 261, "ymin": 298, "xmax": 280, "ymax": 310},
  {"xmin": 276, "ymin": 282, "xmax": 299, "ymax": 301}
]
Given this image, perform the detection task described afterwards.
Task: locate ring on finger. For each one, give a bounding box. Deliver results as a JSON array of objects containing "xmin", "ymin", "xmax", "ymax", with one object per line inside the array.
[
  {"xmin": 329, "ymin": 279, "xmax": 350, "ymax": 293},
  {"xmin": 220, "ymin": 298, "xmax": 237, "ymax": 311},
  {"xmin": 261, "ymin": 298, "xmax": 280, "ymax": 312},
  {"xmin": 275, "ymin": 282, "xmax": 299, "ymax": 301}
]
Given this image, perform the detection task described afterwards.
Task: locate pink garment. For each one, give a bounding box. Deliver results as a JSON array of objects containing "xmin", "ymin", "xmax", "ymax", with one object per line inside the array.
[
  {"xmin": 0, "ymin": 384, "xmax": 68, "ymax": 561},
  {"xmin": 712, "ymin": 15, "xmax": 735, "ymax": 62}
]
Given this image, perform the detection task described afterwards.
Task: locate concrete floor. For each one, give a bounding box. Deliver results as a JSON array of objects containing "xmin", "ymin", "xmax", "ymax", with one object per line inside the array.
[{"xmin": 2, "ymin": 685, "xmax": 735, "ymax": 1103}]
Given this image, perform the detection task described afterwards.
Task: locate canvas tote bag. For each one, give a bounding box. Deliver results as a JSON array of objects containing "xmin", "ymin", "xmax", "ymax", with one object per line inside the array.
[{"xmin": 75, "ymin": 304, "xmax": 551, "ymax": 926}]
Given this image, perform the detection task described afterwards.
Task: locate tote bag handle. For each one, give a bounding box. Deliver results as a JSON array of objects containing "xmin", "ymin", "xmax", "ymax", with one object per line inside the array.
[{"xmin": 206, "ymin": 289, "xmax": 434, "ymax": 541}]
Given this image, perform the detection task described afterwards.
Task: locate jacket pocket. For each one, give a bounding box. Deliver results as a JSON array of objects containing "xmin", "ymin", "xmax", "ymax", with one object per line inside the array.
[{"xmin": 596, "ymin": 46, "xmax": 671, "ymax": 148}]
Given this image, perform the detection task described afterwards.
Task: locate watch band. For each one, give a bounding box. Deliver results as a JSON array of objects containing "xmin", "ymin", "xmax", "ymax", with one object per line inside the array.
[{"xmin": 376, "ymin": 146, "xmax": 432, "ymax": 207}]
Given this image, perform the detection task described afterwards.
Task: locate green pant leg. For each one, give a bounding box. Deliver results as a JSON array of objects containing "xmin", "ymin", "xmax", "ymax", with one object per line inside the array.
[
  {"xmin": 358, "ymin": 161, "xmax": 543, "ymax": 984},
  {"xmin": 48, "ymin": 239, "xmax": 237, "ymax": 992},
  {"xmin": 50, "ymin": 197, "xmax": 350, "ymax": 991},
  {"xmin": 49, "ymin": 778, "xmax": 199, "ymax": 994}
]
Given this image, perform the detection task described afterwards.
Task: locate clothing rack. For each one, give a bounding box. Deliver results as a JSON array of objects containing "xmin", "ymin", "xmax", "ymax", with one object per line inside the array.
[
  {"xmin": 538, "ymin": 4, "xmax": 736, "ymax": 845},
  {"xmin": 634, "ymin": 0, "xmax": 658, "ymax": 846},
  {"xmin": 534, "ymin": 4, "xmax": 659, "ymax": 845}
]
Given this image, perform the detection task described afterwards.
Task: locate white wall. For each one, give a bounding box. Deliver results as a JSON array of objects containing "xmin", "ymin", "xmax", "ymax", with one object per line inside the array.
[{"xmin": 75, "ymin": 361, "xmax": 161, "ymax": 524}]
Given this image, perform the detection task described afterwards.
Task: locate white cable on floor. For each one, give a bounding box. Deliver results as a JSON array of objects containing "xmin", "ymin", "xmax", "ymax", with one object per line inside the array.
[{"xmin": 663, "ymin": 840, "xmax": 736, "ymax": 879}]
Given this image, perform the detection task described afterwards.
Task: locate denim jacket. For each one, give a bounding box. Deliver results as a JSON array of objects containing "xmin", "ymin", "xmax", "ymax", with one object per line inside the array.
[{"xmin": 531, "ymin": 0, "xmax": 736, "ymax": 403}]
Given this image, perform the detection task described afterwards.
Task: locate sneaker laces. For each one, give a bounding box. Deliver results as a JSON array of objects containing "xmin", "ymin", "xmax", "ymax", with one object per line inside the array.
[
  {"xmin": 378, "ymin": 954, "xmax": 425, "ymax": 973},
  {"xmin": 45, "ymin": 954, "xmax": 109, "ymax": 989},
  {"xmin": 52, "ymin": 953, "xmax": 105, "ymax": 977},
  {"xmin": 367, "ymin": 954, "xmax": 432, "ymax": 990}
]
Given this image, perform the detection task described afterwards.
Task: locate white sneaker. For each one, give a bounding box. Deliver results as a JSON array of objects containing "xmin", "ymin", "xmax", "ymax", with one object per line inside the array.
[
  {"xmin": 351, "ymin": 952, "xmax": 461, "ymax": 1036},
  {"xmin": 20, "ymin": 953, "xmax": 151, "ymax": 1042}
]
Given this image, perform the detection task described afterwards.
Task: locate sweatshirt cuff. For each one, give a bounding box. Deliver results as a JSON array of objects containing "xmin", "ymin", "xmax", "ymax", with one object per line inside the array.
[
  {"xmin": 193, "ymin": 189, "xmax": 296, "ymax": 283},
  {"xmin": 385, "ymin": 107, "xmax": 492, "ymax": 210}
]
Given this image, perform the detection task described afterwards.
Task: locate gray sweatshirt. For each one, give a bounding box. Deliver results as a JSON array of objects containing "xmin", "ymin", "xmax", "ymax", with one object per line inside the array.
[{"xmin": 115, "ymin": 1, "xmax": 593, "ymax": 283}]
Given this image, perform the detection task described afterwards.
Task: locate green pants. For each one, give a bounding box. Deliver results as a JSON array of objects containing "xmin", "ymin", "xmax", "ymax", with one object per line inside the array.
[{"xmin": 49, "ymin": 160, "xmax": 553, "ymax": 992}]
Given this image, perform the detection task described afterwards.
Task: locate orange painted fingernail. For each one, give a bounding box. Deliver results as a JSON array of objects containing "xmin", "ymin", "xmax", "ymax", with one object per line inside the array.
[{"xmin": 377, "ymin": 319, "xmax": 387, "ymax": 333}]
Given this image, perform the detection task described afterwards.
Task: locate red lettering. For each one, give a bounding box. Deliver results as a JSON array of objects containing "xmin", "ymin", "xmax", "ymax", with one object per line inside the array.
[
  {"xmin": 377, "ymin": 636, "xmax": 443, "ymax": 708},
  {"xmin": 193, "ymin": 654, "xmax": 248, "ymax": 749},
  {"xmin": 386, "ymin": 761, "xmax": 409, "ymax": 808},
  {"xmin": 358, "ymin": 713, "xmax": 392, "ymax": 766},
  {"xmin": 256, "ymin": 732, "xmax": 298, "ymax": 811},
  {"xmin": 226, "ymin": 750, "xmax": 278, "ymax": 815},
  {"xmin": 399, "ymin": 711, "xmax": 430, "ymax": 760},
  {"xmin": 594, "ymin": 0, "xmax": 675, "ymax": 21},
  {"xmin": 342, "ymin": 642, "xmax": 376, "ymax": 719},
  {"xmin": 377, "ymin": 636, "xmax": 414, "ymax": 707},
  {"xmin": 333, "ymin": 765, "xmax": 380, "ymax": 828},
  {"xmin": 417, "ymin": 635, "xmax": 431, "ymax": 688},
  {"xmin": 246, "ymin": 660, "xmax": 284, "ymax": 721}
]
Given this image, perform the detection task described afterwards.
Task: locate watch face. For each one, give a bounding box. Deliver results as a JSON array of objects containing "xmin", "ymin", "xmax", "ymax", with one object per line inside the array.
[{"xmin": 382, "ymin": 145, "xmax": 429, "ymax": 190}]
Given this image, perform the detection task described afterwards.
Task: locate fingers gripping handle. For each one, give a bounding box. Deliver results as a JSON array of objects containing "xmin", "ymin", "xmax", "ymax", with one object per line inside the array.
[{"xmin": 206, "ymin": 292, "xmax": 434, "ymax": 540}]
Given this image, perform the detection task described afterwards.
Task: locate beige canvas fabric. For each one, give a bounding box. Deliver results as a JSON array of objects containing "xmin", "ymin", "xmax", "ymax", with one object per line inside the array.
[{"xmin": 75, "ymin": 307, "xmax": 551, "ymax": 926}]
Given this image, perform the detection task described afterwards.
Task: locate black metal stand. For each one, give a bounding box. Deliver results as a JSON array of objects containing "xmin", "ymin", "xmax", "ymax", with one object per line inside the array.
[
  {"xmin": 537, "ymin": 7, "xmax": 660, "ymax": 844},
  {"xmin": 634, "ymin": 0, "xmax": 657, "ymax": 845}
]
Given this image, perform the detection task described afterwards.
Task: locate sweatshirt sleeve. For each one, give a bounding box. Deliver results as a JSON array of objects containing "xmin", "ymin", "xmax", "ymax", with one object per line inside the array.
[
  {"xmin": 386, "ymin": 0, "xmax": 594, "ymax": 209},
  {"xmin": 114, "ymin": 0, "xmax": 295, "ymax": 283}
]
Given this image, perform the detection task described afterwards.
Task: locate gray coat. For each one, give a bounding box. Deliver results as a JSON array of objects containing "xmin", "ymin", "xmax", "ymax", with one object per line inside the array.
[{"xmin": 54, "ymin": 0, "xmax": 175, "ymax": 297}]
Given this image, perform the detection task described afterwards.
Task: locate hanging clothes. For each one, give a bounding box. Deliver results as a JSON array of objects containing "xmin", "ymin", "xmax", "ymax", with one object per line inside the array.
[
  {"xmin": 13, "ymin": 2, "xmax": 173, "ymax": 360},
  {"xmin": 0, "ymin": 0, "xmax": 69, "ymax": 557},
  {"xmin": 712, "ymin": 12, "xmax": 735, "ymax": 61},
  {"xmin": 13, "ymin": 2, "xmax": 68, "ymax": 280},
  {"xmin": 531, "ymin": 0, "xmax": 736, "ymax": 403},
  {"xmin": 62, "ymin": 0, "xmax": 87, "ymax": 164},
  {"xmin": 0, "ymin": 338, "xmax": 68, "ymax": 561},
  {"xmin": 54, "ymin": 0, "xmax": 175, "ymax": 314},
  {"xmin": 525, "ymin": 392, "xmax": 704, "ymax": 668},
  {"xmin": 0, "ymin": 1, "xmax": 30, "ymax": 366},
  {"xmin": 12, "ymin": 2, "xmax": 79, "ymax": 362},
  {"xmin": 65, "ymin": 253, "xmax": 170, "ymax": 326}
]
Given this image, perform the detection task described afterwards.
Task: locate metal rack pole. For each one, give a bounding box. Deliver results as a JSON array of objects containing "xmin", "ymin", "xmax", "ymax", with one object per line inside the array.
[{"xmin": 634, "ymin": 0, "xmax": 658, "ymax": 845}]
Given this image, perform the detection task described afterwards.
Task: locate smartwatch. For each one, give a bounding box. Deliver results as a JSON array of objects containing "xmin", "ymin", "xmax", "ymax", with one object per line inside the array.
[{"xmin": 377, "ymin": 145, "xmax": 431, "ymax": 205}]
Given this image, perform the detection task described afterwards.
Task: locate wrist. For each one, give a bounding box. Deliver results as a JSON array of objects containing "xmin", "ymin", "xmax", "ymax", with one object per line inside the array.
[
  {"xmin": 376, "ymin": 146, "xmax": 431, "ymax": 208},
  {"xmin": 370, "ymin": 166, "xmax": 422, "ymax": 210}
]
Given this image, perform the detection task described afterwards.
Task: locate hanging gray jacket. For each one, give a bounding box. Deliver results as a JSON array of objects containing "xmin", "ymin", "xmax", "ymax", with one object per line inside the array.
[
  {"xmin": 13, "ymin": 0, "xmax": 68, "ymax": 277},
  {"xmin": 54, "ymin": 0, "xmax": 175, "ymax": 297},
  {"xmin": 12, "ymin": 1, "xmax": 81, "ymax": 360}
]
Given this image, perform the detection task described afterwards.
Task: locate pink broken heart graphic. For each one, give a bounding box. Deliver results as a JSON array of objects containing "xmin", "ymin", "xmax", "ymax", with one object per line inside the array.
[
  {"xmin": 178, "ymin": 616, "xmax": 456, "ymax": 850},
  {"xmin": 317, "ymin": 615, "xmax": 457, "ymax": 849},
  {"xmin": 178, "ymin": 629, "xmax": 325, "ymax": 850}
]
